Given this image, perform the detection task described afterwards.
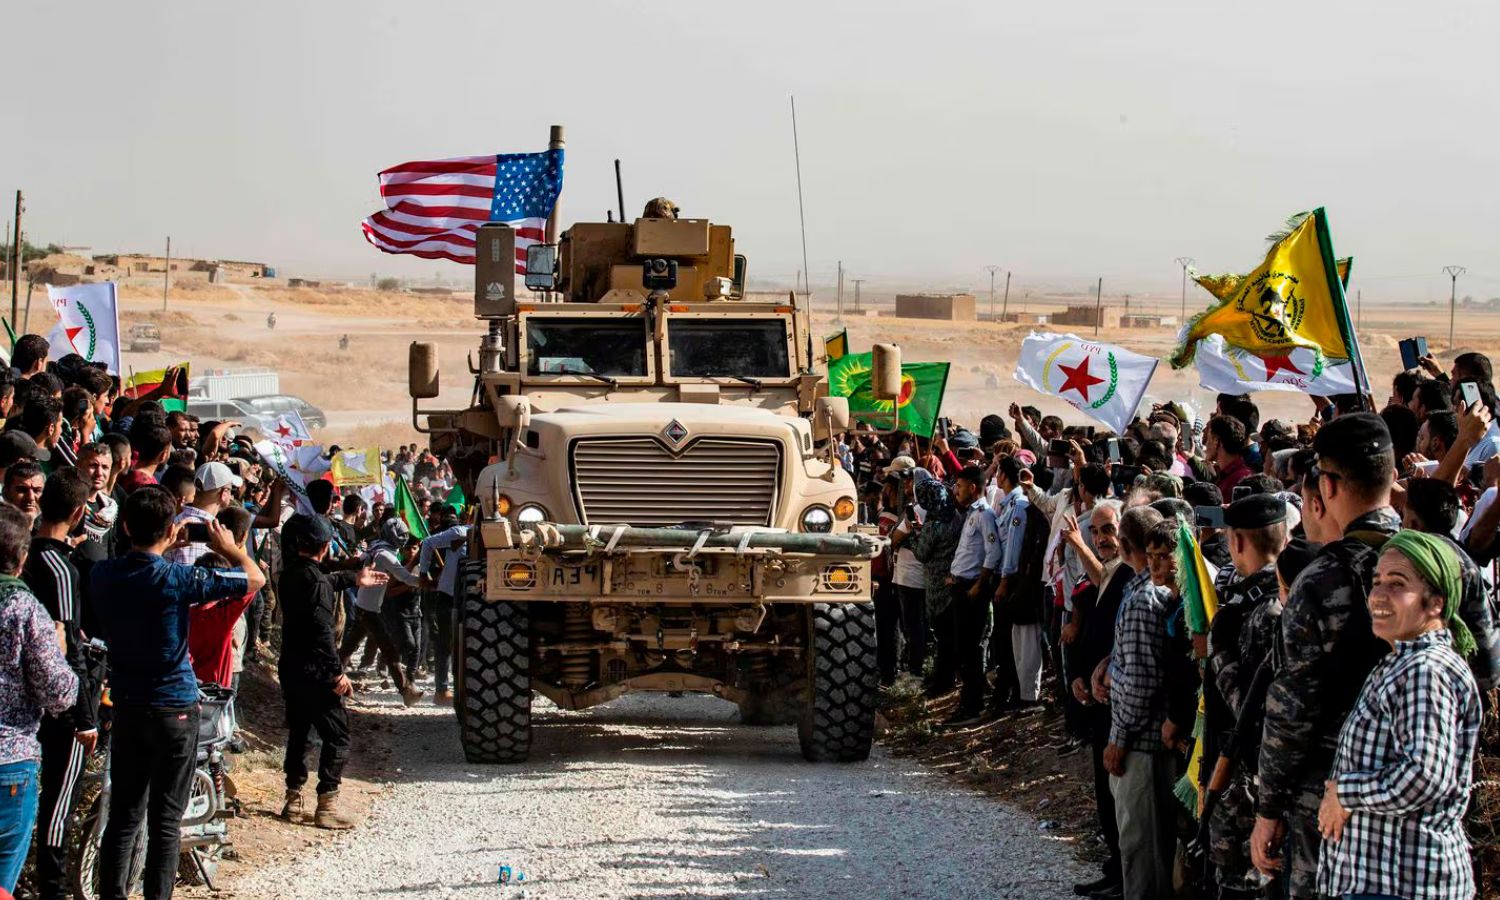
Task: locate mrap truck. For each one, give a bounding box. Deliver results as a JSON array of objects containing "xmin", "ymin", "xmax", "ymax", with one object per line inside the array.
[{"xmin": 408, "ymin": 171, "xmax": 903, "ymax": 765}]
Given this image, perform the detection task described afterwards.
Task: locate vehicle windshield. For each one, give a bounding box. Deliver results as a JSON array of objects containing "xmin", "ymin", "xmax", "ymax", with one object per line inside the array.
[
  {"xmin": 667, "ymin": 319, "xmax": 791, "ymax": 378},
  {"xmin": 526, "ymin": 317, "xmax": 648, "ymax": 377}
]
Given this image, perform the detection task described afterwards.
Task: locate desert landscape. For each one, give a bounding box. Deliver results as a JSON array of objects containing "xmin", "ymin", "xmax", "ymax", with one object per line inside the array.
[{"xmin": 46, "ymin": 267, "xmax": 1500, "ymax": 445}]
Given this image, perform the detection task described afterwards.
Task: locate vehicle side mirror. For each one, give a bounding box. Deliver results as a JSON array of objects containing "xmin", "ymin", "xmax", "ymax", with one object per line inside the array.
[
  {"xmin": 524, "ymin": 244, "xmax": 558, "ymax": 291},
  {"xmin": 409, "ymin": 342, "xmax": 439, "ymax": 399},
  {"xmin": 498, "ymin": 395, "xmax": 532, "ymax": 431},
  {"xmin": 871, "ymin": 343, "xmax": 902, "ymax": 402},
  {"xmin": 730, "ymin": 254, "xmax": 748, "ymax": 300},
  {"xmin": 813, "ymin": 396, "xmax": 850, "ymax": 441}
]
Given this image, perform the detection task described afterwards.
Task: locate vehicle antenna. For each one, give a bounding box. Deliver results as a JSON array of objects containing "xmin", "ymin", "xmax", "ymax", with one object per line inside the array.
[
  {"xmin": 790, "ymin": 96, "xmax": 815, "ymax": 371},
  {"xmin": 614, "ymin": 159, "xmax": 626, "ymax": 224}
]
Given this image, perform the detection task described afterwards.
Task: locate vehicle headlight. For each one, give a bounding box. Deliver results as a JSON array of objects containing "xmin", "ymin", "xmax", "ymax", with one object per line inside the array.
[
  {"xmin": 495, "ymin": 494, "xmax": 514, "ymax": 517},
  {"xmin": 833, "ymin": 496, "xmax": 857, "ymax": 521},
  {"xmin": 800, "ymin": 505, "xmax": 834, "ymax": 533},
  {"xmin": 515, "ymin": 503, "xmax": 549, "ymax": 525}
]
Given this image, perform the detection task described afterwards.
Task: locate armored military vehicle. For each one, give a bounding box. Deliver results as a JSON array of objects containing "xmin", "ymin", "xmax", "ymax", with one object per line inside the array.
[{"xmin": 408, "ymin": 188, "xmax": 902, "ymax": 765}]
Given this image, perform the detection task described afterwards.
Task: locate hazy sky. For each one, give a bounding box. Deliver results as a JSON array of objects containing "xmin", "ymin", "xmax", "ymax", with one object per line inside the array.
[{"xmin": 5, "ymin": 1, "xmax": 1497, "ymax": 301}]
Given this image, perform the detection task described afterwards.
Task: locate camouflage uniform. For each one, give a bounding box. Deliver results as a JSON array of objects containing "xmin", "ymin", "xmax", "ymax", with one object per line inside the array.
[
  {"xmin": 1257, "ymin": 508, "xmax": 1397, "ymax": 900},
  {"xmin": 1204, "ymin": 566, "xmax": 1279, "ymax": 893}
]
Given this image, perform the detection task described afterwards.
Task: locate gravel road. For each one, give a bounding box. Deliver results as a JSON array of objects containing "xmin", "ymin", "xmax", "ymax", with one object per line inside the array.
[{"xmin": 235, "ymin": 692, "xmax": 1087, "ymax": 899}]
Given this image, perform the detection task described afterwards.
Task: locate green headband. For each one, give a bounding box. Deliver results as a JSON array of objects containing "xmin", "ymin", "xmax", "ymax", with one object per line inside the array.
[{"xmin": 1383, "ymin": 529, "xmax": 1476, "ymax": 657}]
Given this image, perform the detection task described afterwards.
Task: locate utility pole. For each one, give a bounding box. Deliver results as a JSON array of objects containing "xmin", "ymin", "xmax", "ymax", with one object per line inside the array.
[
  {"xmin": 985, "ymin": 264, "xmax": 1000, "ymax": 321},
  {"xmin": 835, "ymin": 260, "xmax": 844, "ymax": 325},
  {"xmin": 1002, "ymin": 270, "xmax": 1011, "ymax": 318},
  {"xmin": 163, "ymin": 236, "xmax": 171, "ymax": 311},
  {"xmin": 11, "ymin": 191, "xmax": 23, "ymax": 335},
  {"xmin": 852, "ymin": 278, "xmax": 863, "ymax": 312},
  {"xmin": 1443, "ymin": 265, "xmax": 1465, "ymax": 349},
  {"xmin": 1093, "ymin": 277, "xmax": 1103, "ymax": 337},
  {"xmin": 1174, "ymin": 256, "xmax": 1194, "ymax": 323}
]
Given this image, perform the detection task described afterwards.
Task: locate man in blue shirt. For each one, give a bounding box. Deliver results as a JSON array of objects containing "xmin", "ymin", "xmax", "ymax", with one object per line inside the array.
[
  {"xmin": 944, "ymin": 465, "xmax": 1002, "ymax": 726},
  {"xmin": 91, "ymin": 486, "xmax": 265, "ymax": 900}
]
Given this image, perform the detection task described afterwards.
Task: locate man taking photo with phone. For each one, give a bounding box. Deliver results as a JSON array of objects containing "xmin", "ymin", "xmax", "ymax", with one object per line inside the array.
[
  {"xmin": 91, "ymin": 486, "xmax": 266, "ymax": 900},
  {"xmin": 166, "ymin": 461, "xmax": 243, "ymax": 567}
]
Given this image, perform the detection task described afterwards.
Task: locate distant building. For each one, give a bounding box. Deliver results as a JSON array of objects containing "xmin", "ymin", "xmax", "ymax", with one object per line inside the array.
[
  {"xmin": 894, "ymin": 293, "xmax": 977, "ymax": 321},
  {"xmin": 998, "ymin": 312, "xmax": 1049, "ymax": 325},
  {"xmin": 1120, "ymin": 314, "xmax": 1179, "ymax": 329},
  {"xmin": 1052, "ymin": 305, "xmax": 1121, "ymax": 329}
]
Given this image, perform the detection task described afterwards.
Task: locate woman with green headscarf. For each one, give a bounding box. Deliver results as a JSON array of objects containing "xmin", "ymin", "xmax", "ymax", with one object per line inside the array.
[{"xmin": 1315, "ymin": 529, "xmax": 1481, "ymax": 900}]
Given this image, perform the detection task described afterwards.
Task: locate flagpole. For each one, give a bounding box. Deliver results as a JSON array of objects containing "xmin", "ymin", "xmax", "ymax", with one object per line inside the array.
[{"xmin": 1313, "ymin": 209, "xmax": 1372, "ymax": 408}]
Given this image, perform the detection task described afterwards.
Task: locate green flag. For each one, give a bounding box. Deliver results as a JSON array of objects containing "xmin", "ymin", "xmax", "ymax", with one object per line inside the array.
[
  {"xmin": 394, "ymin": 475, "xmax": 430, "ymax": 540},
  {"xmin": 827, "ymin": 352, "xmax": 950, "ymax": 437},
  {"xmin": 444, "ymin": 483, "xmax": 468, "ymax": 516}
]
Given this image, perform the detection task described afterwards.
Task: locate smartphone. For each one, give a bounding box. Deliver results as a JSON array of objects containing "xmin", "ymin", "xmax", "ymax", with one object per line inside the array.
[
  {"xmin": 1232, "ymin": 484, "xmax": 1252, "ymax": 503},
  {"xmin": 1399, "ymin": 337, "xmax": 1428, "ymax": 372},
  {"xmin": 1194, "ymin": 505, "xmax": 1226, "ymax": 529},
  {"xmin": 1083, "ymin": 426, "xmax": 1097, "ymax": 438},
  {"xmin": 1411, "ymin": 459, "xmax": 1439, "ymax": 477},
  {"xmin": 183, "ymin": 522, "xmax": 212, "ymax": 543},
  {"xmin": 1048, "ymin": 439, "xmax": 1072, "ymax": 458},
  {"xmin": 1113, "ymin": 465, "xmax": 1143, "ymax": 486},
  {"xmin": 1107, "ymin": 438, "xmax": 1121, "ymax": 463},
  {"xmin": 1462, "ymin": 381, "xmax": 1482, "ymax": 409}
]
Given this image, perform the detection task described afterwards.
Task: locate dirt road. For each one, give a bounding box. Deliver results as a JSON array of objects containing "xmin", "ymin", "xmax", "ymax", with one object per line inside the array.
[{"xmin": 233, "ymin": 692, "xmax": 1086, "ymax": 898}]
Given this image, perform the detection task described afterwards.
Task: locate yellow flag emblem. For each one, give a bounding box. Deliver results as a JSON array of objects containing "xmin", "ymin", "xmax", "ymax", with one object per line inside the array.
[{"xmin": 1171, "ymin": 209, "xmax": 1352, "ymax": 369}]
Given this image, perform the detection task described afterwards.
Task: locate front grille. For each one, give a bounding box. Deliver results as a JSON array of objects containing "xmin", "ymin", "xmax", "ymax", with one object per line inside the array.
[{"xmin": 571, "ymin": 437, "xmax": 781, "ymax": 527}]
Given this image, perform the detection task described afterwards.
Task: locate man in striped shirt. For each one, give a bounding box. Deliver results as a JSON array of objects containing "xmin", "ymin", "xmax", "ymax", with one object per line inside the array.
[
  {"xmin": 1103, "ymin": 505, "xmax": 1175, "ymax": 900},
  {"xmin": 23, "ymin": 470, "xmax": 99, "ymax": 900}
]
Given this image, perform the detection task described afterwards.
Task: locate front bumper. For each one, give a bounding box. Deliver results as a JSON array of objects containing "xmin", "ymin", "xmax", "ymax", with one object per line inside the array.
[{"xmin": 483, "ymin": 544, "xmax": 874, "ymax": 604}]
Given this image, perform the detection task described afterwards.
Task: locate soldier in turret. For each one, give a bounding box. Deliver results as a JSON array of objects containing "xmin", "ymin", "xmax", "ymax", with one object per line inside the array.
[{"xmin": 641, "ymin": 197, "xmax": 679, "ymax": 220}]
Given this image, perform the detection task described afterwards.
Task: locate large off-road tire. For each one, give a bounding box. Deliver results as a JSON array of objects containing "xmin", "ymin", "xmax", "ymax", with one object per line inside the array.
[
  {"xmin": 797, "ymin": 602, "xmax": 878, "ymax": 762},
  {"xmin": 455, "ymin": 561, "xmax": 532, "ymax": 764}
]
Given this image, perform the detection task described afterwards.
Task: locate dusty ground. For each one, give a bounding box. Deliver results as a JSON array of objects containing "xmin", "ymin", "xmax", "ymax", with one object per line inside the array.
[{"xmin": 230, "ymin": 690, "xmax": 1088, "ymax": 900}]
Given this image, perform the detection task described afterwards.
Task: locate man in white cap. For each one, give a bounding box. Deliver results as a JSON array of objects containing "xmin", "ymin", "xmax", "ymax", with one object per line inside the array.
[
  {"xmin": 883, "ymin": 455, "xmax": 917, "ymax": 478},
  {"xmin": 167, "ymin": 461, "xmax": 243, "ymax": 566}
]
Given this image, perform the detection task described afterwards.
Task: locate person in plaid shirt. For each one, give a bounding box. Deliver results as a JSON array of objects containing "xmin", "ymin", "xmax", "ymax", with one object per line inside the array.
[
  {"xmin": 1102, "ymin": 505, "xmax": 1175, "ymax": 900},
  {"xmin": 1317, "ymin": 530, "xmax": 1481, "ymax": 900}
]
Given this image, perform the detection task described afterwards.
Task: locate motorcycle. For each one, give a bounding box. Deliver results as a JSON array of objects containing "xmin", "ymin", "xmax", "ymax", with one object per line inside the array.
[{"xmin": 71, "ymin": 684, "xmax": 239, "ymax": 899}]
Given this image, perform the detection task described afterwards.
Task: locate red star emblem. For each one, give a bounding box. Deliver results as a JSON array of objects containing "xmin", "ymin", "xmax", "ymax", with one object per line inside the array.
[
  {"xmin": 1057, "ymin": 356, "xmax": 1105, "ymax": 400},
  {"xmin": 276, "ymin": 423, "xmax": 293, "ymax": 438},
  {"xmin": 64, "ymin": 326, "xmax": 84, "ymax": 351},
  {"xmin": 1261, "ymin": 354, "xmax": 1304, "ymax": 380}
]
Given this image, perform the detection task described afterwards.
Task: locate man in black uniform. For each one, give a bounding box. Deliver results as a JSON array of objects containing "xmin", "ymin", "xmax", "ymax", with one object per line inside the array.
[
  {"xmin": 277, "ymin": 514, "xmax": 386, "ymax": 830},
  {"xmin": 1251, "ymin": 413, "xmax": 1396, "ymax": 898},
  {"xmin": 1203, "ymin": 494, "xmax": 1288, "ymax": 899},
  {"xmin": 24, "ymin": 470, "xmax": 100, "ymax": 900}
]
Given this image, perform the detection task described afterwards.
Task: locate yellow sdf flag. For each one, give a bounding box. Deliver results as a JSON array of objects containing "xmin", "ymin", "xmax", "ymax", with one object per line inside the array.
[
  {"xmin": 331, "ymin": 448, "xmax": 380, "ymax": 486},
  {"xmin": 1170, "ymin": 209, "xmax": 1352, "ymax": 368}
]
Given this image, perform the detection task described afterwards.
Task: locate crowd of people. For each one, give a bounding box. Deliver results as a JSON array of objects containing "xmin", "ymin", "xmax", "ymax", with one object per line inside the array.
[
  {"xmin": 841, "ymin": 350, "xmax": 1500, "ymax": 900},
  {"xmin": 0, "ymin": 333, "xmax": 471, "ymax": 899}
]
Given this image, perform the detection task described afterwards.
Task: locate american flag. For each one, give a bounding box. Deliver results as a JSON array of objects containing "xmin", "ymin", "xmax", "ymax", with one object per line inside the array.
[{"xmin": 361, "ymin": 149, "xmax": 564, "ymax": 270}]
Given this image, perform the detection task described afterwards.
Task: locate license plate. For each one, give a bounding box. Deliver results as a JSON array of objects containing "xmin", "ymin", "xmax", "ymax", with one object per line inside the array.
[{"xmin": 540, "ymin": 563, "xmax": 601, "ymax": 593}]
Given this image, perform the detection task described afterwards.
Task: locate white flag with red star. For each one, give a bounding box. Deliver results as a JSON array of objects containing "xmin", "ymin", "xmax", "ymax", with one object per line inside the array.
[
  {"xmin": 1193, "ymin": 334, "xmax": 1357, "ymax": 396},
  {"xmin": 1013, "ymin": 331, "xmax": 1160, "ymax": 436},
  {"xmin": 45, "ymin": 282, "xmax": 121, "ymax": 374},
  {"xmin": 266, "ymin": 409, "xmax": 313, "ymax": 449}
]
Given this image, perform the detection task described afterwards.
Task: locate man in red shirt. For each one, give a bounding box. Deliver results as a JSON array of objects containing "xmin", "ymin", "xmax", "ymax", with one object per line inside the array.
[
  {"xmin": 1205, "ymin": 415, "xmax": 1253, "ymax": 498},
  {"xmin": 188, "ymin": 507, "xmax": 256, "ymax": 687}
]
